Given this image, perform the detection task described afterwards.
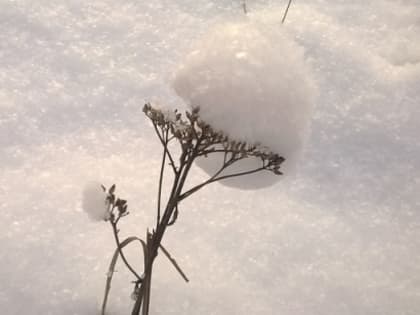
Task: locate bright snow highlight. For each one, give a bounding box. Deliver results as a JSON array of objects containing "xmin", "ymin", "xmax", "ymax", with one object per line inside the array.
[
  {"xmin": 82, "ymin": 182, "xmax": 110, "ymax": 222},
  {"xmin": 172, "ymin": 17, "xmax": 316, "ymax": 189}
]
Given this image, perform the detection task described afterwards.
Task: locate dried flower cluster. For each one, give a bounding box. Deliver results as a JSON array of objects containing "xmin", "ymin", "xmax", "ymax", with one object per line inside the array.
[
  {"xmin": 143, "ymin": 103, "xmax": 284, "ymax": 176},
  {"xmin": 104, "ymin": 184, "xmax": 129, "ymax": 225}
]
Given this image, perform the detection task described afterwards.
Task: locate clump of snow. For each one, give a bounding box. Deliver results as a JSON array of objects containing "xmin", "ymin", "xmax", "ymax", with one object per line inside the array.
[
  {"xmin": 82, "ymin": 182, "xmax": 110, "ymax": 222},
  {"xmin": 172, "ymin": 16, "xmax": 316, "ymax": 189}
]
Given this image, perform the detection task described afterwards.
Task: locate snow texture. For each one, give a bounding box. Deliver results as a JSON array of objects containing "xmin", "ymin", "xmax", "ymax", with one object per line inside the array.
[
  {"xmin": 1, "ymin": 1, "xmax": 420, "ymax": 315},
  {"xmin": 172, "ymin": 17, "xmax": 316, "ymax": 189},
  {"xmin": 82, "ymin": 182, "xmax": 110, "ymax": 222}
]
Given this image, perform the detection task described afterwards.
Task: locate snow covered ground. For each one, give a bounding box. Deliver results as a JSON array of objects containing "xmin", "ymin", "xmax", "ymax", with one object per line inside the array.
[{"xmin": 1, "ymin": 0, "xmax": 419, "ymax": 314}]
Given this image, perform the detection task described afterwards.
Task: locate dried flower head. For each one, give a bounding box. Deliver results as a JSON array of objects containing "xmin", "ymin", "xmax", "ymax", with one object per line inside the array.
[{"xmin": 143, "ymin": 103, "xmax": 284, "ymax": 176}]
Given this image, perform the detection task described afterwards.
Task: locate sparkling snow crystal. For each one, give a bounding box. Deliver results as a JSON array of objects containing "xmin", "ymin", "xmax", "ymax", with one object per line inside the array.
[
  {"xmin": 172, "ymin": 16, "xmax": 317, "ymax": 189},
  {"xmin": 82, "ymin": 182, "xmax": 110, "ymax": 222}
]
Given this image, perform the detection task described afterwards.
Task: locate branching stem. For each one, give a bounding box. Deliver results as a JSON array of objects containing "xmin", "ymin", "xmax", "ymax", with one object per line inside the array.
[
  {"xmin": 152, "ymin": 122, "xmax": 177, "ymax": 174},
  {"xmin": 179, "ymin": 157, "xmax": 267, "ymax": 201},
  {"xmin": 106, "ymin": 104, "xmax": 285, "ymax": 315}
]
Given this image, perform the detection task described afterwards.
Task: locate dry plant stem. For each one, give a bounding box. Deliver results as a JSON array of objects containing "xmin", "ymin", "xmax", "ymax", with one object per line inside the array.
[
  {"xmin": 156, "ymin": 129, "xmax": 169, "ymax": 227},
  {"xmin": 141, "ymin": 233, "xmax": 154, "ymax": 315},
  {"xmin": 159, "ymin": 244, "xmax": 189, "ymax": 282},
  {"xmin": 152, "ymin": 123, "xmax": 177, "ymax": 174},
  {"xmin": 128, "ymin": 104, "xmax": 284, "ymax": 315},
  {"xmin": 111, "ymin": 221, "xmax": 143, "ymax": 282},
  {"xmin": 132, "ymin": 136, "xmax": 202, "ymax": 315},
  {"xmin": 130, "ymin": 232, "xmax": 158, "ymax": 315},
  {"xmin": 282, "ymin": 0, "xmax": 293, "ymax": 23},
  {"xmin": 131, "ymin": 146, "xmax": 184, "ymax": 314},
  {"xmin": 102, "ymin": 236, "xmax": 147, "ymax": 315},
  {"xmin": 179, "ymin": 153, "xmax": 269, "ymax": 200}
]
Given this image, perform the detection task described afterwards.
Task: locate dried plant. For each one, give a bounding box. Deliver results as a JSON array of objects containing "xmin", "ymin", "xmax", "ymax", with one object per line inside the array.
[
  {"xmin": 101, "ymin": 103, "xmax": 284, "ymax": 315},
  {"xmin": 282, "ymin": 0, "xmax": 293, "ymax": 24}
]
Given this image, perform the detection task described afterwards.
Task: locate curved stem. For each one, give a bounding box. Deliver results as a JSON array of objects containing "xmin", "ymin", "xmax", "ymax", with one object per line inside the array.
[{"xmin": 111, "ymin": 221, "xmax": 143, "ymax": 282}]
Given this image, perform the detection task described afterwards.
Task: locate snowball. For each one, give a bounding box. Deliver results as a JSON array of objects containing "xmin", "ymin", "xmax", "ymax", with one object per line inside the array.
[
  {"xmin": 82, "ymin": 182, "xmax": 110, "ymax": 221},
  {"xmin": 172, "ymin": 16, "xmax": 317, "ymax": 189}
]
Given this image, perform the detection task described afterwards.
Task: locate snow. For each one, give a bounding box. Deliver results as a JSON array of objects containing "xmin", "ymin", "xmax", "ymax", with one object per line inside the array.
[
  {"xmin": 1, "ymin": 1, "xmax": 420, "ymax": 315},
  {"xmin": 172, "ymin": 16, "xmax": 316, "ymax": 189},
  {"xmin": 82, "ymin": 182, "xmax": 110, "ymax": 222}
]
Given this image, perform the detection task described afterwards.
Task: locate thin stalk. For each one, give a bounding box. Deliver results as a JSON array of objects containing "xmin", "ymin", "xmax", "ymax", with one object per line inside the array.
[
  {"xmin": 152, "ymin": 123, "xmax": 177, "ymax": 174},
  {"xmin": 141, "ymin": 233, "xmax": 154, "ymax": 315},
  {"xmin": 131, "ymin": 151, "xmax": 191, "ymax": 315},
  {"xmin": 179, "ymin": 153, "xmax": 232, "ymax": 200},
  {"xmin": 242, "ymin": 0, "xmax": 247, "ymax": 14},
  {"xmin": 179, "ymin": 165, "xmax": 266, "ymax": 201},
  {"xmin": 159, "ymin": 244, "xmax": 189, "ymax": 282},
  {"xmin": 131, "ymin": 230, "xmax": 152, "ymax": 315},
  {"xmin": 153, "ymin": 138, "xmax": 201, "ymax": 262},
  {"xmin": 111, "ymin": 222, "xmax": 143, "ymax": 282},
  {"xmin": 208, "ymin": 166, "xmax": 266, "ymax": 182},
  {"xmin": 102, "ymin": 237, "xmax": 145, "ymax": 315},
  {"xmin": 156, "ymin": 130, "xmax": 168, "ymax": 228},
  {"xmin": 131, "ymin": 292, "xmax": 142, "ymax": 315},
  {"xmin": 282, "ymin": 0, "xmax": 293, "ymax": 24}
]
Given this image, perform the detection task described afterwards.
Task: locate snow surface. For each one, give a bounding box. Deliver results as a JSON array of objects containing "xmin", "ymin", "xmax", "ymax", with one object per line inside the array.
[
  {"xmin": 172, "ymin": 16, "xmax": 316, "ymax": 189},
  {"xmin": 1, "ymin": 1, "xmax": 420, "ymax": 315}
]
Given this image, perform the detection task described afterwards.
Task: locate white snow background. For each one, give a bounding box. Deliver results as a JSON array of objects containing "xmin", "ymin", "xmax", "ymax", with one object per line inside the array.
[{"xmin": 1, "ymin": 0, "xmax": 419, "ymax": 314}]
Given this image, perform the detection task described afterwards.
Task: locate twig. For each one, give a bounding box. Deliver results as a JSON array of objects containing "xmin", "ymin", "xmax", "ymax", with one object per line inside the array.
[
  {"xmin": 179, "ymin": 154, "xmax": 232, "ymax": 201},
  {"xmin": 281, "ymin": 0, "xmax": 293, "ymax": 24},
  {"xmin": 111, "ymin": 222, "xmax": 143, "ymax": 282},
  {"xmin": 152, "ymin": 122, "xmax": 177, "ymax": 174},
  {"xmin": 209, "ymin": 166, "xmax": 267, "ymax": 182},
  {"xmin": 102, "ymin": 237, "xmax": 147, "ymax": 315},
  {"xmin": 156, "ymin": 130, "xmax": 168, "ymax": 227},
  {"xmin": 141, "ymin": 232, "xmax": 153, "ymax": 315},
  {"xmin": 179, "ymin": 165, "xmax": 266, "ymax": 201},
  {"xmin": 159, "ymin": 244, "xmax": 189, "ymax": 282}
]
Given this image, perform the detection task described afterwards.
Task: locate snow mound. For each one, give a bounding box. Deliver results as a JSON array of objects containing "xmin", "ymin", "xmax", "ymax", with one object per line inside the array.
[
  {"xmin": 82, "ymin": 182, "xmax": 110, "ymax": 222},
  {"xmin": 172, "ymin": 17, "xmax": 316, "ymax": 189}
]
